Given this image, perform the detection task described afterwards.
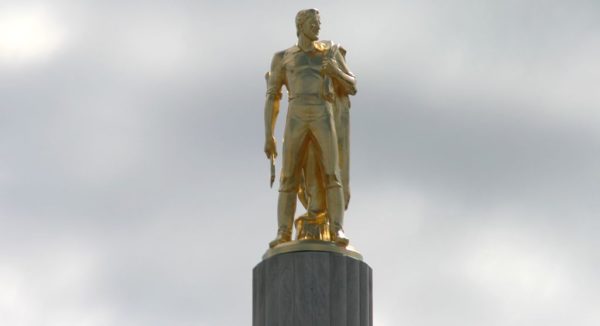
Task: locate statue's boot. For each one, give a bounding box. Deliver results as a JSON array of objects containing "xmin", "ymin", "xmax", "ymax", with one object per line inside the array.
[
  {"xmin": 331, "ymin": 226, "xmax": 349, "ymax": 246},
  {"xmin": 269, "ymin": 227, "xmax": 292, "ymax": 248},
  {"xmin": 327, "ymin": 186, "xmax": 349, "ymax": 246},
  {"xmin": 269, "ymin": 191, "xmax": 296, "ymax": 248}
]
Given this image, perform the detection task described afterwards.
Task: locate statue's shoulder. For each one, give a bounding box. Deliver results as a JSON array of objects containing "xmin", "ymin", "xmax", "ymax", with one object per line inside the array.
[
  {"xmin": 270, "ymin": 50, "xmax": 285, "ymax": 63},
  {"xmin": 271, "ymin": 45, "xmax": 300, "ymax": 65},
  {"xmin": 314, "ymin": 40, "xmax": 348, "ymax": 56},
  {"xmin": 284, "ymin": 44, "xmax": 300, "ymax": 53},
  {"xmin": 314, "ymin": 40, "xmax": 333, "ymax": 52},
  {"xmin": 276, "ymin": 45, "xmax": 302, "ymax": 55}
]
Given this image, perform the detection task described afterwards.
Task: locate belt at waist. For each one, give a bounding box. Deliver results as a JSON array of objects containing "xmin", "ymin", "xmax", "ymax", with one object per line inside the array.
[{"xmin": 289, "ymin": 94, "xmax": 323, "ymax": 101}]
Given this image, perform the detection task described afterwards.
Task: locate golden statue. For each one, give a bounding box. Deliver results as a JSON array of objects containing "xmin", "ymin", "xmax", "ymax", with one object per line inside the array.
[{"xmin": 264, "ymin": 8, "xmax": 357, "ymax": 249}]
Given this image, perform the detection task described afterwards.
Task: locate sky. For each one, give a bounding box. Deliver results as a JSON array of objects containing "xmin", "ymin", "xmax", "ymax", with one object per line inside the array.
[{"xmin": 1, "ymin": 0, "xmax": 599, "ymax": 325}]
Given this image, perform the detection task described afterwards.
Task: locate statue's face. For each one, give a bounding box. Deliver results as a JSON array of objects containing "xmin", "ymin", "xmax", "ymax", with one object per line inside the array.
[{"xmin": 301, "ymin": 14, "xmax": 320, "ymax": 41}]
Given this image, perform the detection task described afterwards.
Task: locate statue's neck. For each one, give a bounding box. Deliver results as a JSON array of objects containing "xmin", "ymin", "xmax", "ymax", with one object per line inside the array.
[{"xmin": 297, "ymin": 35, "xmax": 316, "ymax": 52}]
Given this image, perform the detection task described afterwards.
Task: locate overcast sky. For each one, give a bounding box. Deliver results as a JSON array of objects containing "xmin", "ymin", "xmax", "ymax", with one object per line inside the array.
[{"xmin": 1, "ymin": 0, "xmax": 599, "ymax": 325}]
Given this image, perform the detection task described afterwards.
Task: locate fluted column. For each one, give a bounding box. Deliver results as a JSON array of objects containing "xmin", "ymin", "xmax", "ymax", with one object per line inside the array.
[{"xmin": 253, "ymin": 251, "xmax": 372, "ymax": 326}]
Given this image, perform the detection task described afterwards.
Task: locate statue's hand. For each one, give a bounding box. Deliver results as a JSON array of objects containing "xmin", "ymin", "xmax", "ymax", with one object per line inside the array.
[
  {"xmin": 321, "ymin": 57, "xmax": 340, "ymax": 77},
  {"xmin": 264, "ymin": 136, "xmax": 278, "ymax": 159}
]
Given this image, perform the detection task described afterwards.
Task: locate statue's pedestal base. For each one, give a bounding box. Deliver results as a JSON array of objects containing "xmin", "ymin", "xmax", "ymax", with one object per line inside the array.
[{"xmin": 253, "ymin": 244, "xmax": 372, "ymax": 326}]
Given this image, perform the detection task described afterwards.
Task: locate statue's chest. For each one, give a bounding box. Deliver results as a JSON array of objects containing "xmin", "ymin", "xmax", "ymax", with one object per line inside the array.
[{"xmin": 286, "ymin": 52, "xmax": 323, "ymax": 73}]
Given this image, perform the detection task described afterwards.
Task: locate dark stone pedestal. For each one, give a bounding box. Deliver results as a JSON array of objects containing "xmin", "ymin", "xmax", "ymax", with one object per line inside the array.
[{"xmin": 253, "ymin": 251, "xmax": 372, "ymax": 326}]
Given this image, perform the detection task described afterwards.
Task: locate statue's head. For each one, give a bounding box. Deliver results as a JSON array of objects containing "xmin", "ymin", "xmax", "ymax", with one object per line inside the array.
[{"xmin": 295, "ymin": 8, "xmax": 320, "ymax": 40}]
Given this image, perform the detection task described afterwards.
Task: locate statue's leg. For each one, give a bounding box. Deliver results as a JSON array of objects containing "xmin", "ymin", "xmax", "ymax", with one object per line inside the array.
[
  {"xmin": 334, "ymin": 99, "xmax": 351, "ymax": 209},
  {"xmin": 270, "ymin": 107, "xmax": 310, "ymax": 248},
  {"xmin": 269, "ymin": 191, "xmax": 296, "ymax": 247},
  {"xmin": 309, "ymin": 104, "xmax": 349, "ymax": 246},
  {"xmin": 293, "ymin": 140, "xmax": 329, "ymax": 241},
  {"xmin": 304, "ymin": 141, "xmax": 326, "ymax": 217}
]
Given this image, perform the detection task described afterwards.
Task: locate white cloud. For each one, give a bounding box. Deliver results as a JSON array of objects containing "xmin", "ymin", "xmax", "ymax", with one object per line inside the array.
[
  {"xmin": 0, "ymin": 244, "xmax": 115, "ymax": 326},
  {"xmin": 0, "ymin": 5, "xmax": 67, "ymax": 66},
  {"xmin": 464, "ymin": 229, "xmax": 568, "ymax": 301}
]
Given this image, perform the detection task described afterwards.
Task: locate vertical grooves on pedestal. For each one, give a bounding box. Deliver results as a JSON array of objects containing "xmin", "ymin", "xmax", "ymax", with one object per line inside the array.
[
  {"xmin": 280, "ymin": 254, "xmax": 294, "ymax": 326},
  {"xmin": 369, "ymin": 267, "xmax": 373, "ymax": 326},
  {"xmin": 265, "ymin": 255, "xmax": 277, "ymax": 326},
  {"xmin": 330, "ymin": 253, "xmax": 347, "ymax": 326},
  {"xmin": 346, "ymin": 258, "xmax": 360, "ymax": 326},
  {"xmin": 317, "ymin": 253, "xmax": 331, "ymax": 326},
  {"xmin": 253, "ymin": 263, "xmax": 265, "ymax": 326},
  {"xmin": 359, "ymin": 262, "xmax": 369, "ymax": 326},
  {"xmin": 293, "ymin": 253, "xmax": 309, "ymax": 325},
  {"xmin": 253, "ymin": 252, "xmax": 371, "ymax": 326},
  {"xmin": 290, "ymin": 254, "xmax": 296, "ymax": 326}
]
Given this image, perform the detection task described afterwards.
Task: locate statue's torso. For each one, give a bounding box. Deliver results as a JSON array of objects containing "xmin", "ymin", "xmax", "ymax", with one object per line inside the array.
[{"xmin": 283, "ymin": 50, "xmax": 325, "ymax": 100}]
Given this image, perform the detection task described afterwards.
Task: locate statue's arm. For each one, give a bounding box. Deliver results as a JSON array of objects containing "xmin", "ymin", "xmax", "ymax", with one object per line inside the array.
[
  {"xmin": 328, "ymin": 48, "xmax": 357, "ymax": 96},
  {"xmin": 264, "ymin": 52, "xmax": 285, "ymax": 159}
]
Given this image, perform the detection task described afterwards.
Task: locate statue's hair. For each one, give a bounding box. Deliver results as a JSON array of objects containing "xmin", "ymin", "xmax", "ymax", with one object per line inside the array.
[{"xmin": 295, "ymin": 8, "xmax": 319, "ymax": 37}]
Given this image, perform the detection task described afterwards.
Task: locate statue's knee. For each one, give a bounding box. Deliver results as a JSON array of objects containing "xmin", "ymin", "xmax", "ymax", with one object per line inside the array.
[
  {"xmin": 279, "ymin": 176, "xmax": 299, "ymax": 192},
  {"xmin": 324, "ymin": 173, "xmax": 342, "ymax": 189}
]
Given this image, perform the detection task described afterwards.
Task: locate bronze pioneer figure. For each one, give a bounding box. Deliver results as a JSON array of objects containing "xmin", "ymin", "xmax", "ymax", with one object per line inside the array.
[{"xmin": 264, "ymin": 8, "xmax": 357, "ymax": 248}]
